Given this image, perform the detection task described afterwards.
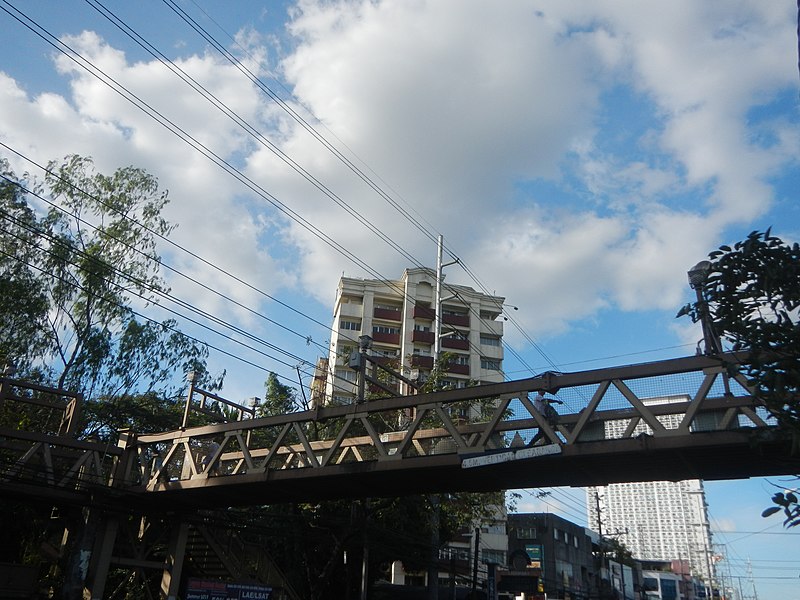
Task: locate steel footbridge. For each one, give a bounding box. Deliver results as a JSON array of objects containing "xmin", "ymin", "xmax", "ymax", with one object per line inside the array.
[
  {"xmin": 2, "ymin": 351, "xmax": 794, "ymax": 507},
  {"xmin": 1, "ymin": 350, "xmax": 796, "ymax": 599}
]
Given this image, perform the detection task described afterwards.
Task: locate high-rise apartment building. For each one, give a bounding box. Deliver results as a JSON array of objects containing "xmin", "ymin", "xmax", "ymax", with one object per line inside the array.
[
  {"xmin": 316, "ymin": 267, "xmax": 506, "ymax": 406},
  {"xmin": 586, "ymin": 397, "xmax": 716, "ymax": 586}
]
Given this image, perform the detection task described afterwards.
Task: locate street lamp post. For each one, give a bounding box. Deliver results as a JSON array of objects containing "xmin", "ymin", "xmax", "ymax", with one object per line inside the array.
[{"xmin": 687, "ymin": 261, "xmax": 723, "ymax": 355}]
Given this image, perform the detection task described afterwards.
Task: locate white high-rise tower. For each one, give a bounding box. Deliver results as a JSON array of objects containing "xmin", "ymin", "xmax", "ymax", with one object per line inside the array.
[{"xmin": 586, "ymin": 396, "xmax": 716, "ymax": 585}]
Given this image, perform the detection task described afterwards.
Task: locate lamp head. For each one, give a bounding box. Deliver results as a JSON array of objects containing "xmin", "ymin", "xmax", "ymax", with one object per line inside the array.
[{"xmin": 687, "ymin": 260, "xmax": 712, "ymax": 289}]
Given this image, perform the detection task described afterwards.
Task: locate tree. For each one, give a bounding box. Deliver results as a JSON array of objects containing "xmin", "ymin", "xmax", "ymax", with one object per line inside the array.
[
  {"xmin": 678, "ymin": 229, "xmax": 800, "ymax": 527},
  {"xmin": 0, "ymin": 155, "xmax": 222, "ymax": 406},
  {"xmin": 260, "ymin": 371, "xmax": 300, "ymax": 416},
  {"xmin": 0, "ymin": 155, "xmax": 223, "ymax": 597},
  {"xmin": 678, "ymin": 229, "xmax": 799, "ymax": 430},
  {"xmin": 0, "ymin": 159, "xmax": 51, "ymax": 372}
]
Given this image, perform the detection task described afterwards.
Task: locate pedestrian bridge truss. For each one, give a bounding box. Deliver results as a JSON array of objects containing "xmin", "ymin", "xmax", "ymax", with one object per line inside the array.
[{"xmin": 1, "ymin": 351, "xmax": 795, "ymax": 510}]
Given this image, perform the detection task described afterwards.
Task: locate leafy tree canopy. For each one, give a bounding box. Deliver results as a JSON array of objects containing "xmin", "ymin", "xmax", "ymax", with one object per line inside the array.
[
  {"xmin": 678, "ymin": 229, "xmax": 799, "ymax": 430},
  {"xmin": 678, "ymin": 229, "xmax": 800, "ymax": 528},
  {"xmin": 0, "ymin": 155, "xmax": 222, "ymax": 434}
]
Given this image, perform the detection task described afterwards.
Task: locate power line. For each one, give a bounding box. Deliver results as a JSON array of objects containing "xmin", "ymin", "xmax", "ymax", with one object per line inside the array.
[
  {"xmin": 85, "ymin": 0, "xmax": 429, "ymax": 272},
  {"xmin": 157, "ymin": 0, "xmax": 553, "ymax": 379},
  {"xmin": 0, "ymin": 207, "xmax": 318, "ymax": 394},
  {"xmin": 0, "ymin": 1, "xmax": 418, "ymax": 330}
]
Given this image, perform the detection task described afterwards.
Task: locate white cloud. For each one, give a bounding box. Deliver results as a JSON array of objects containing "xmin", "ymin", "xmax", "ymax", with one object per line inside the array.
[
  {"xmin": 1, "ymin": 0, "xmax": 796, "ymax": 354},
  {"xmin": 1, "ymin": 30, "xmax": 295, "ymax": 328},
  {"xmin": 267, "ymin": 0, "xmax": 797, "ymax": 339}
]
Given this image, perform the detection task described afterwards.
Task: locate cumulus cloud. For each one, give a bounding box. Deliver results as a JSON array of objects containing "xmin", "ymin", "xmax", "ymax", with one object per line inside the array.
[
  {"xmin": 265, "ymin": 0, "xmax": 796, "ymax": 342},
  {"xmin": 0, "ymin": 0, "xmax": 796, "ymax": 354}
]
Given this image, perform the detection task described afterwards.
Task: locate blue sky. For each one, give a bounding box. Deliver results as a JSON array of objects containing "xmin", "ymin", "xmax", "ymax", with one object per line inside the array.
[{"xmin": 1, "ymin": 1, "xmax": 798, "ymax": 596}]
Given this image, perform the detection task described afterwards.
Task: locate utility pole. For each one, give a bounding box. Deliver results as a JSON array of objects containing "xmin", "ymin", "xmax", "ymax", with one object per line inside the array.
[
  {"xmin": 472, "ymin": 526, "xmax": 480, "ymax": 594},
  {"xmin": 595, "ymin": 491, "xmax": 608, "ymax": 598},
  {"xmin": 434, "ymin": 234, "xmax": 459, "ymax": 360},
  {"xmin": 747, "ymin": 558, "xmax": 758, "ymax": 600}
]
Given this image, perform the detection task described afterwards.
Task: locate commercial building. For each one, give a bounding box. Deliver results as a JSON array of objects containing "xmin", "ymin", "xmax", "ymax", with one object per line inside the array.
[{"xmin": 506, "ymin": 513, "xmax": 596, "ymax": 599}]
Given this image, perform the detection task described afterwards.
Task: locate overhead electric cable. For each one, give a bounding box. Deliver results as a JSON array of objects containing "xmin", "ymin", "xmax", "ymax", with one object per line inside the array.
[
  {"xmin": 0, "ymin": 213, "xmax": 317, "ymax": 392},
  {"xmin": 159, "ymin": 0, "xmax": 552, "ymax": 378},
  {"xmin": 163, "ymin": 0, "xmax": 441, "ymax": 247},
  {"xmin": 0, "ymin": 1, "xmax": 416, "ymax": 320},
  {"xmin": 0, "ymin": 154, "xmax": 331, "ymax": 353},
  {"xmin": 0, "ymin": 4, "xmax": 448, "ymax": 363},
  {"xmin": 85, "ymin": 0, "xmax": 428, "ymax": 270}
]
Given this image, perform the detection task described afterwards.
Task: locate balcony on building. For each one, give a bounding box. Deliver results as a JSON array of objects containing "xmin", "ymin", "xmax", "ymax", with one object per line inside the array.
[
  {"xmin": 338, "ymin": 301, "xmax": 364, "ymax": 319},
  {"xmin": 441, "ymin": 336, "xmax": 470, "ymax": 351},
  {"xmin": 373, "ymin": 305, "xmax": 402, "ymax": 321},
  {"xmin": 446, "ymin": 363, "xmax": 470, "ymax": 376},
  {"xmin": 442, "ymin": 312, "xmax": 470, "ymax": 327},
  {"xmin": 411, "ymin": 354, "xmax": 434, "ymax": 369},
  {"xmin": 371, "ymin": 331, "xmax": 401, "ymax": 345},
  {"xmin": 371, "ymin": 355, "xmax": 399, "ymax": 367},
  {"xmin": 479, "ymin": 317, "xmax": 503, "ymax": 337},
  {"xmin": 412, "ymin": 329, "xmax": 435, "ymax": 344},
  {"xmin": 413, "ymin": 304, "xmax": 436, "ymax": 321}
]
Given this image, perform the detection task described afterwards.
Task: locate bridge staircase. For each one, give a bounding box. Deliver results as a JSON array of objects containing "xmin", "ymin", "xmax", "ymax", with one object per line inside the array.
[{"xmin": 183, "ymin": 512, "xmax": 299, "ymax": 599}]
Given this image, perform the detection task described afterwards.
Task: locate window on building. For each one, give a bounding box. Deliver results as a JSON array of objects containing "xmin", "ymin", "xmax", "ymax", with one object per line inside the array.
[
  {"xmin": 516, "ymin": 527, "xmax": 536, "ymax": 539},
  {"xmin": 480, "ymin": 335, "xmax": 501, "ymax": 347},
  {"xmin": 373, "ymin": 325, "xmax": 400, "ymax": 335},
  {"xmin": 336, "ymin": 369, "xmax": 356, "ymax": 382},
  {"xmin": 661, "ymin": 579, "xmax": 677, "ymax": 599},
  {"xmin": 414, "ymin": 324, "xmax": 431, "ymax": 332},
  {"xmin": 339, "ymin": 319, "xmax": 361, "ymax": 331},
  {"xmin": 441, "ymin": 379, "xmax": 468, "ymax": 389},
  {"xmin": 481, "ymin": 549, "xmax": 506, "ymax": 565},
  {"xmin": 454, "ymin": 354, "xmax": 470, "ymax": 365},
  {"xmin": 481, "ymin": 358, "xmax": 501, "ymax": 370},
  {"xmin": 331, "ymin": 395, "xmax": 353, "ymax": 405},
  {"xmin": 643, "ymin": 578, "xmax": 659, "ymax": 592},
  {"xmin": 439, "ymin": 546, "xmax": 470, "ymax": 561}
]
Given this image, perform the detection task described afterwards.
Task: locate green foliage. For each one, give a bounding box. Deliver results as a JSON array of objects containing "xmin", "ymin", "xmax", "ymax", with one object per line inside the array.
[
  {"xmin": 0, "ymin": 160, "xmax": 51, "ymax": 372},
  {"xmin": 678, "ymin": 230, "xmax": 799, "ymax": 429},
  {"xmin": 0, "ymin": 155, "xmax": 221, "ymax": 407},
  {"xmin": 81, "ymin": 391, "xmax": 185, "ymax": 442},
  {"xmin": 679, "ymin": 230, "xmax": 800, "ymax": 528},
  {"xmin": 259, "ymin": 372, "xmax": 299, "ymax": 417},
  {"xmin": 602, "ymin": 536, "xmax": 635, "ymax": 567},
  {"xmin": 761, "ymin": 483, "xmax": 800, "ymax": 528}
]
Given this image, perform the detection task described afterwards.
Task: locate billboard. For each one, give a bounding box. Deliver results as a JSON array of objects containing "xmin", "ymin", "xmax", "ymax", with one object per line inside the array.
[
  {"xmin": 185, "ymin": 579, "xmax": 272, "ymax": 600},
  {"xmin": 525, "ymin": 544, "xmax": 543, "ymax": 569}
]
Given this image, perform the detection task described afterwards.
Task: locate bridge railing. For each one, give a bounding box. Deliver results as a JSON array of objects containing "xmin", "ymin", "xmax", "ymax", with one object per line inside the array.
[
  {"xmin": 0, "ymin": 376, "xmax": 122, "ymax": 498},
  {"xmin": 127, "ymin": 352, "xmax": 774, "ymax": 491}
]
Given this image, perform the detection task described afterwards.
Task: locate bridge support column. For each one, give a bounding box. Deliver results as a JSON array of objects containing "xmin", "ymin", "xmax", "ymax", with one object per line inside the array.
[
  {"xmin": 60, "ymin": 506, "xmax": 102, "ymax": 600},
  {"xmin": 83, "ymin": 516, "xmax": 119, "ymax": 600},
  {"xmin": 160, "ymin": 521, "xmax": 189, "ymax": 600}
]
